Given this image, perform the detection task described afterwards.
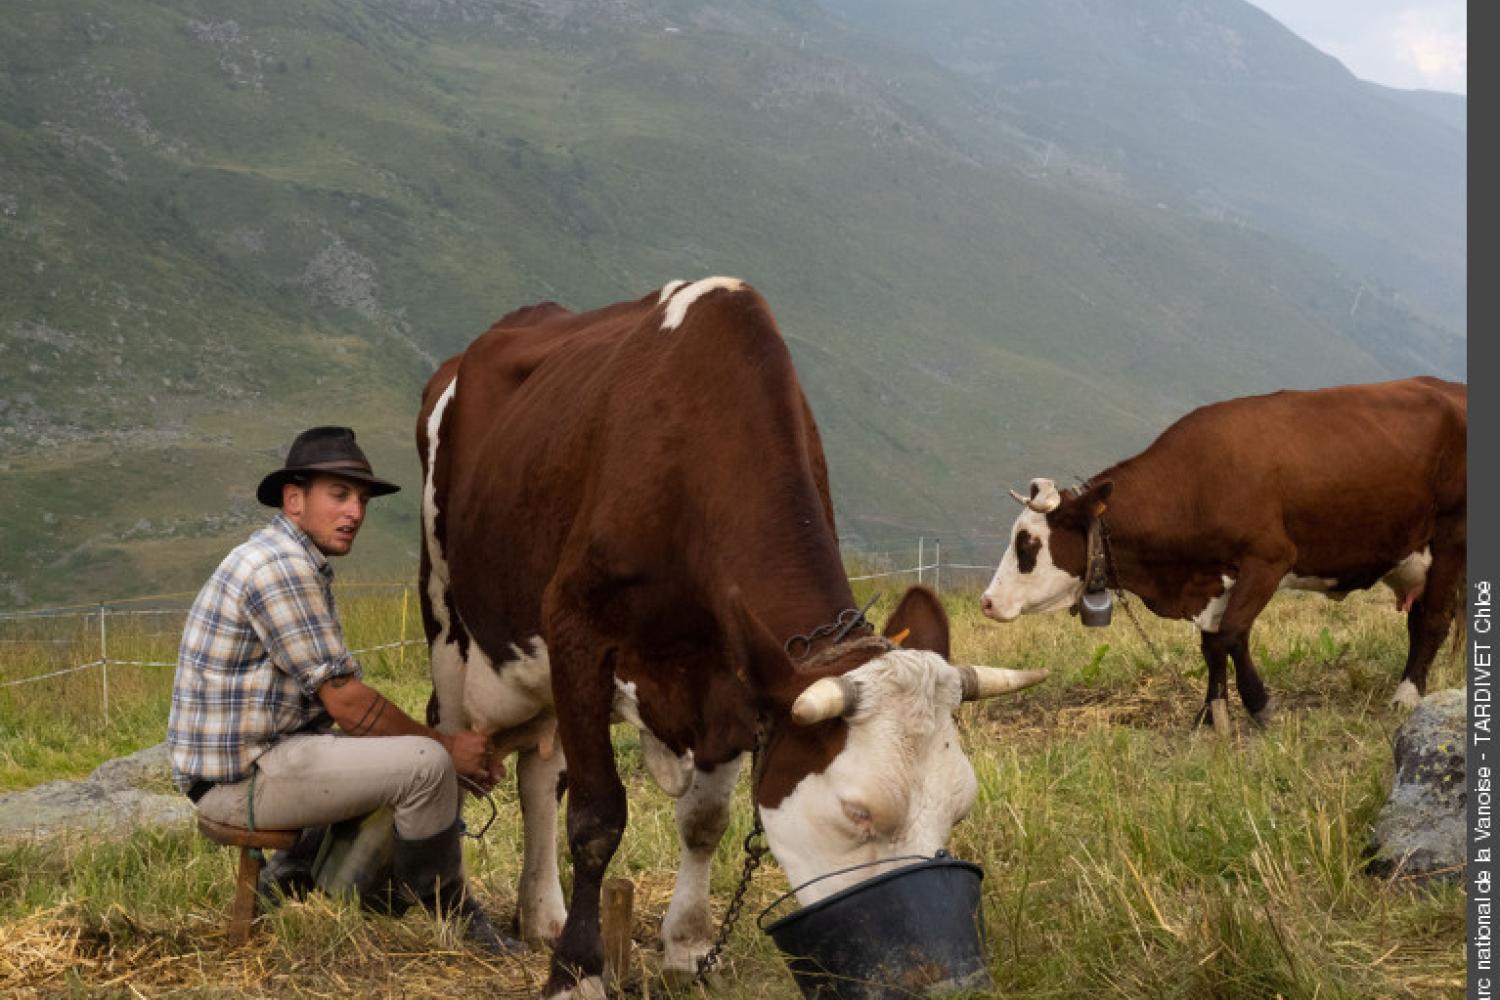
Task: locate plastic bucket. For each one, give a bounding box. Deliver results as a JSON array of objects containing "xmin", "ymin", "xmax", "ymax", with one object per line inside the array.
[{"xmin": 760, "ymin": 851, "xmax": 990, "ymax": 999}]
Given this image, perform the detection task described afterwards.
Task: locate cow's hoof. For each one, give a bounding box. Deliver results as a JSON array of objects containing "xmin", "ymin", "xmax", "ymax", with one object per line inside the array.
[
  {"xmin": 662, "ymin": 966, "xmax": 719, "ymax": 991},
  {"xmin": 1390, "ymin": 681, "xmax": 1422, "ymax": 709},
  {"xmin": 661, "ymin": 946, "xmax": 712, "ymax": 984},
  {"xmin": 544, "ymin": 976, "xmax": 607, "ymax": 1000},
  {"xmin": 519, "ymin": 905, "xmax": 567, "ymax": 947},
  {"xmin": 1249, "ymin": 701, "xmax": 1276, "ymax": 729}
]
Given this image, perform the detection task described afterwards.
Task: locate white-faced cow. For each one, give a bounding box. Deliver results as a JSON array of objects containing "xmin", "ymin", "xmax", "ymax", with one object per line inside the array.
[
  {"xmin": 981, "ymin": 376, "xmax": 1465, "ymax": 726},
  {"xmin": 419, "ymin": 278, "xmax": 1046, "ymax": 998}
]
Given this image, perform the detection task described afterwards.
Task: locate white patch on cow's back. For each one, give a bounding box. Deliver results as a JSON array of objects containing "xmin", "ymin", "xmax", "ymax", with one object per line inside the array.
[
  {"xmin": 660, "ymin": 276, "xmax": 745, "ymax": 331},
  {"xmin": 1382, "ymin": 547, "xmax": 1432, "ymax": 601},
  {"xmin": 658, "ymin": 279, "xmax": 688, "ymax": 303},
  {"xmin": 1193, "ymin": 575, "xmax": 1236, "ymax": 633}
]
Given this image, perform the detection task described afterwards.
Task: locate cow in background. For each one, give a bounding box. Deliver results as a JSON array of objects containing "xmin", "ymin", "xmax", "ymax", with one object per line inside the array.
[
  {"xmin": 982, "ymin": 377, "xmax": 1465, "ymax": 726},
  {"xmin": 420, "ymin": 278, "xmax": 1046, "ymax": 998}
]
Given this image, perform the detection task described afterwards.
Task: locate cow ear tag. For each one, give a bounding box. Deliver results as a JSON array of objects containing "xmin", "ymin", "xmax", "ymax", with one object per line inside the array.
[{"xmin": 889, "ymin": 628, "xmax": 910, "ymax": 646}]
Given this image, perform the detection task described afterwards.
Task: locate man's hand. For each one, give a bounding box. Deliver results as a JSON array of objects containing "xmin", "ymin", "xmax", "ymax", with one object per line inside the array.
[
  {"xmin": 318, "ymin": 675, "xmax": 499, "ymax": 785},
  {"xmin": 441, "ymin": 728, "xmax": 498, "ymax": 787}
]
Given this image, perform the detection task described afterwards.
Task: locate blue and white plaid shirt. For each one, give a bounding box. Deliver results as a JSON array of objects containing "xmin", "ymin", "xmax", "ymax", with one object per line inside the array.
[{"xmin": 168, "ymin": 513, "xmax": 361, "ymax": 792}]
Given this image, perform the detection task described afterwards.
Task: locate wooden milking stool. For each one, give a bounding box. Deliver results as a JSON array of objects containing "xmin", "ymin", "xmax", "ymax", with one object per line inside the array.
[{"xmin": 197, "ymin": 815, "xmax": 299, "ymax": 944}]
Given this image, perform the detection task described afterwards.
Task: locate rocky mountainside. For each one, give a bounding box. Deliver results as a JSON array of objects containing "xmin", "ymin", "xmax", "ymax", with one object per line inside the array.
[{"xmin": 0, "ymin": 0, "xmax": 1465, "ymax": 606}]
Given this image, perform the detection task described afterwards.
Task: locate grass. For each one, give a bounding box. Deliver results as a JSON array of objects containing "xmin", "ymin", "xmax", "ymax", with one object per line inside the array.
[{"xmin": 0, "ymin": 583, "xmax": 1466, "ymax": 997}]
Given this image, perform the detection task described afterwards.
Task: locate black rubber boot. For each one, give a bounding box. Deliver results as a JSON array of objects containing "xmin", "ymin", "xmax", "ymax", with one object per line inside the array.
[
  {"xmin": 256, "ymin": 825, "xmax": 328, "ymax": 904},
  {"xmin": 392, "ymin": 819, "xmax": 525, "ymax": 956}
]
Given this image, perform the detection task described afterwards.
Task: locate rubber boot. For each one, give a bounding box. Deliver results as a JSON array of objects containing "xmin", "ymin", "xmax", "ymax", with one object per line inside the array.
[
  {"xmin": 392, "ymin": 818, "xmax": 525, "ymax": 956},
  {"xmin": 256, "ymin": 825, "xmax": 328, "ymax": 904}
]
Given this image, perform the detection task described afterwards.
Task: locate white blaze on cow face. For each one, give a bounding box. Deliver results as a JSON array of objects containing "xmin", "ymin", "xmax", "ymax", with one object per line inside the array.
[
  {"xmin": 658, "ymin": 279, "xmax": 688, "ymax": 303},
  {"xmin": 660, "ymin": 276, "xmax": 746, "ymax": 331},
  {"xmin": 759, "ymin": 649, "xmax": 978, "ymax": 905},
  {"xmin": 981, "ymin": 508, "xmax": 1083, "ymax": 622}
]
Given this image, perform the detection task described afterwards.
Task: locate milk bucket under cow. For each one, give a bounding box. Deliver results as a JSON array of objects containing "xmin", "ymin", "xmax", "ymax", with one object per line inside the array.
[{"xmin": 759, "ymin": 851, "xmax": 990, "ymax": 999}]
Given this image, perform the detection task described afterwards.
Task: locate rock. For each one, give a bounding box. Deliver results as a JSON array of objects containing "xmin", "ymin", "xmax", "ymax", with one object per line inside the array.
[
  {"xmin": 1367, "ymin": 687, "xmax": 1465, "ymax": 882},
  {"xmin": 0, "ymin": 741, "xmax": 191, "ymax": 841}
]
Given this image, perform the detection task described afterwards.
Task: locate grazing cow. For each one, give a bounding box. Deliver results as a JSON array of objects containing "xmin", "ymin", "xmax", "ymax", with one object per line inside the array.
[
  {"xmin": 419, "ymin": 278, "xmax": 1046, "ymax": 998},
  {"xmin": 981, "ymin": 377, "xmax": 1466, "ymax": 725}
]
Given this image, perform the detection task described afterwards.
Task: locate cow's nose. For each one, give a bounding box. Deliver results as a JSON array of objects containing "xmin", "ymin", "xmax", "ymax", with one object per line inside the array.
[{"xmin": 981, "ymin": 595, "xmax": 995, "ymax": 617}]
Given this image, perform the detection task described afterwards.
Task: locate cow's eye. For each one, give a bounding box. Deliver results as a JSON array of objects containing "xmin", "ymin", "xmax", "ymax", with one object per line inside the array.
[
  {"xmin": 842, "ymin": 800, "xmax": 873, "ymax": 835},
  {"xmin": 1016, "ymin": 530, "xmax": 1042, "ymax": 573}
]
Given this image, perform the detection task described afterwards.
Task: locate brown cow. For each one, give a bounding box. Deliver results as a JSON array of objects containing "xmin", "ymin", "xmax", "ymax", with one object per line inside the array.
[
  {"xmin": 981, "ymin": 376, "xmax": 1466, "ymax": 726},
  {"xmin": 419, "ymin": 278, "xmax": 1046, "ymax": 997}
]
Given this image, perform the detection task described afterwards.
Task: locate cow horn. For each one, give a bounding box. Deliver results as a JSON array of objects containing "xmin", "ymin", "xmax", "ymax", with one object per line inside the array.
[
  {"xmin": 1027, "ymin": 478, "xmax": 1061, "ymax": 513},
  {"xmin": 1008, "ymin": 489, "xmax": 1030, "ymax": 507},
  {"xmin": 791, "ymin": 676, "xmax": 860, "ymax": 725},
  {"xmin": 956, "ymin": 664, "xmax": 1049, "ymax": 700}
]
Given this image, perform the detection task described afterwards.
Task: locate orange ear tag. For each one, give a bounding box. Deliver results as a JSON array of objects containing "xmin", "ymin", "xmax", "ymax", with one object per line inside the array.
[{"xmin": 890, "ymin": 628, "xmax": 911, "ymax": 646}]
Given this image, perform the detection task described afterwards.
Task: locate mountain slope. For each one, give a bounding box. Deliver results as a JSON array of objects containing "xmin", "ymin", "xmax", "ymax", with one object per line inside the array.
[
  {"xmin": 0, "ymin": 0, "xmax": 1464, "ymax": 606},
  {"xmin": 819, "ymin": 0, "xmax": 1466, "ymax": 335}
]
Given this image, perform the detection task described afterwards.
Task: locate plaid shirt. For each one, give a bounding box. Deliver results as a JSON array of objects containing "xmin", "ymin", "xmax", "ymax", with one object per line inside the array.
[{"xmin": 168, "ymin": 513, "xmax": 360, "ymax": 791}]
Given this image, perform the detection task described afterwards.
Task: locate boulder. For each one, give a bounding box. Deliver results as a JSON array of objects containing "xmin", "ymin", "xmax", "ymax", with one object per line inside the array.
[
  {"xmin": 0, "ymin": 742, "xmax": 191, "ymax": 841},
  {"xmin": 1366, "ymin": 687, "xmax": 1465, "ymax": 882}
]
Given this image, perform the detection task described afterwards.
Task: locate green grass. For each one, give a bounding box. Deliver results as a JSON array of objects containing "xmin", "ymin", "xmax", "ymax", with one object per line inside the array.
[{"xmin": 0, "ymin": 583, "xmax": 1465, "ymax": 996}]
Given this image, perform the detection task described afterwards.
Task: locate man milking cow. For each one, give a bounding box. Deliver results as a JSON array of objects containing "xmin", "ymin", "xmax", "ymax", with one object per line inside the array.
[{"xmin": 166, "ymin": 426, "xmax": 529, "ymax": 954}]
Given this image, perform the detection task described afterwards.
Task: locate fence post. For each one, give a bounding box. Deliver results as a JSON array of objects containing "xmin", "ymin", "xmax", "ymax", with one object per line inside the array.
[
  {"xmin": 398, "ymin": 586, "xmax": 410, "ymax": 670},
  {"xmin": 917, "ymin": 537, "xmax": 925, "ymax": 585},
  {"xmin": 98, "ymin": 603, "xmax": 109, "ymax": 727},
  {"xmin": 934, "ymin": 539, "xmax": 941, "ymax": 594}
]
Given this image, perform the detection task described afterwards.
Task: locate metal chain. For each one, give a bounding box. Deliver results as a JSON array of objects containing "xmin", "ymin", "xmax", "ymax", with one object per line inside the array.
[
  {"xmin": 782, "ymin": 593, "xmax": 880, "ymax": 659},
  {"xmin": 692, "ymin": 812, "xmax": 769, "ymax": 983},
  {"xmin": 693, "ymin": 722, "xmax": 775, "ymax": 984},
  {"xmin": 1098, "ymin": 517, "xmax": 1194, "ymax": 693}
]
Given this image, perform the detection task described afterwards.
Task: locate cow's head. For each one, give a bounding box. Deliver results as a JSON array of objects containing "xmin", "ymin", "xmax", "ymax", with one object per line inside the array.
[
  {"xmin": 981, "ymin": 477, "xmax": 1113, "ymax": 622},
  {"xmin": 732, "ymin": 587, "xmax": 1046, "ymax": 905}
]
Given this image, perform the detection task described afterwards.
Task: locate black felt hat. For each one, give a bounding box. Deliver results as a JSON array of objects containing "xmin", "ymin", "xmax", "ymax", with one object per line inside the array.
[{"xmin": 256, "ymin": 426, "xmax": 401, "ymax": 507}]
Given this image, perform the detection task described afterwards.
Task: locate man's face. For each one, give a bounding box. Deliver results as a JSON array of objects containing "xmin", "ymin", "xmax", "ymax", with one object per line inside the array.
[{"xmin": 283, "ymin": 474, "xmax": 370, "ymax": 556}]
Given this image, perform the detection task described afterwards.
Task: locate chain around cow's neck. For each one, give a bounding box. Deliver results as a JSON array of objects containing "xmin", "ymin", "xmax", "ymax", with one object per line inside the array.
[
  {"xmin": 1096, "ymin": 515, "xmax": 1193, "ymax": 693},
  {"xmin": 693, "ymin": 718, "xmax": 771, "ymax": 984},
  {"xmin": 782, "ymin": 593, "xmax": 881, "ymax": 659}
]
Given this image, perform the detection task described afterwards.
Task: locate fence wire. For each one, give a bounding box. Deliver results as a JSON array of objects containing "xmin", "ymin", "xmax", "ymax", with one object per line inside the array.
[{"xmin": 1, "ymin": 540, "xmax": 1008, "ymax": 706}]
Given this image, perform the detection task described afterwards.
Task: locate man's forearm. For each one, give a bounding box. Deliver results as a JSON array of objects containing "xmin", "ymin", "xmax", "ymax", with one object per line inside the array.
[{"xmin": 323, "ymin": 675, "xmax": 444, "ymax": 744}]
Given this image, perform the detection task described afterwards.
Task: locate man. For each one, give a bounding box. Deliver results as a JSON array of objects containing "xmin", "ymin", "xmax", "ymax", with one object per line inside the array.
[{"xmin": 167, "ymin": 426, "xmax": 519, "ymax": 954}]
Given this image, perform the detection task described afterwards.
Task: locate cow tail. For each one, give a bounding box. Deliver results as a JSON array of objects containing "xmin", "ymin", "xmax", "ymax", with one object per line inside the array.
[{"xmin": 1447, "ymin": 579, "xmax": 1467, "ymax": 666}]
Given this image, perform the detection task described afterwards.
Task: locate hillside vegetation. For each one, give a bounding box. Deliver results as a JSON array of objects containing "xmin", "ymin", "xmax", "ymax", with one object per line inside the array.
[{"xmin": 0, "ymin": 0, "xmax": 1465, "ymax": 606}]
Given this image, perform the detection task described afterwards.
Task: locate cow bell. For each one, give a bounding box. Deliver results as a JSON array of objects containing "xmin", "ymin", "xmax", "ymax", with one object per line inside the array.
[{"xmin": 1076, "ymin": 589, "xmax": 1113, "ymax": 627}]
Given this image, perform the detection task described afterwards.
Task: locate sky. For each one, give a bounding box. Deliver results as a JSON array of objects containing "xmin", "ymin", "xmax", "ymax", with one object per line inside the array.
[{"xmin": 1250, "ymin": 0, "xmax": 1466, "ymax": 94}]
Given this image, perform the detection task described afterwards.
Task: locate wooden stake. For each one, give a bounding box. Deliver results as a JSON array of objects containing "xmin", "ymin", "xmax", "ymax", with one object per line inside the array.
[
  {"xmin": 1209, "ymin": 698, "xmax": 1231, "ymax": 735},
  {"xmin": 602, "ymin": 877, "xmax": 635, "ymax": 990}
]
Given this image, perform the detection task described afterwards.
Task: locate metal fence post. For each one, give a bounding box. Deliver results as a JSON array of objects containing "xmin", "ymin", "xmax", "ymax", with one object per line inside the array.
[
  {"xmin": 917, "ymin": 537, "xmax": 925, "ymax": 585},
  {"xmin": 934, "ymin": 539, "xmax": 941, "ymax": 594},
  {"xmin": 98, "ymin": 603, "xmax": 109, "ymax": 727}
]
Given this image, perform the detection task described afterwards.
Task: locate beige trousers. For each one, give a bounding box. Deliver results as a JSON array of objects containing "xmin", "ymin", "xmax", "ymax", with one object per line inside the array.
[{"xmin": 195, "ymin": 732, "xmax": 459, "ymax": 840}]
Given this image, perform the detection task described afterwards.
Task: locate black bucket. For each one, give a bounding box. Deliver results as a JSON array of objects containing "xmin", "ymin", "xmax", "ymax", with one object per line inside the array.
[{"xmin": 759, "ymin": 851, "xmax": 991, "ymax": 999}]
